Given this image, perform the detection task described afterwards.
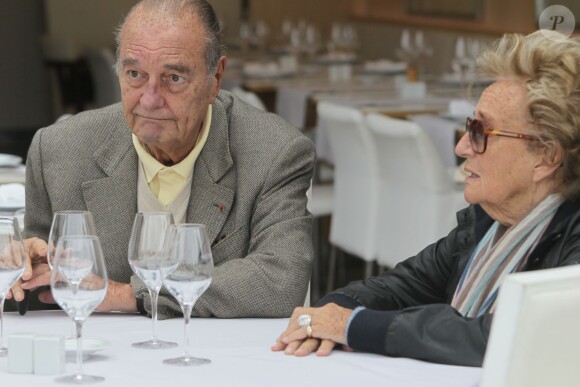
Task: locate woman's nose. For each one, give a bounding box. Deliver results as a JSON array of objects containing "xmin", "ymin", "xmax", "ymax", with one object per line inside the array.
[{"xmin": 455, "ymin": 131, "xmax": 474, "ymax": 158}]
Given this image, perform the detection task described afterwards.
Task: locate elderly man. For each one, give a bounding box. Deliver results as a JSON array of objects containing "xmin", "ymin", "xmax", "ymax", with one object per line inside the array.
[{"xmin": 10, "ymin": 0, "xmax": 314, "ymax": 319}]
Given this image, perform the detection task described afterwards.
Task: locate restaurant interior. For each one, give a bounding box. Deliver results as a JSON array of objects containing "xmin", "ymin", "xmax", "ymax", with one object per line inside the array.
[
  {"xmin": 2, "ymin": 0, "xmax": 579, "ymax": 292},
  {"xmin": 0, "ymin": 1, "xmax": 579, "ymax": 385},
  {"xmin": 2, "ymin": 0, "xmax": 579, "ymax": 294}
]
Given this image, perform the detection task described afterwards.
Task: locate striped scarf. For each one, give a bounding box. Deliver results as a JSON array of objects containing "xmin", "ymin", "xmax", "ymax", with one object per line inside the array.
[{"xmin": 452, "ymin": 194, "xmax": 563, "ymax": 317}]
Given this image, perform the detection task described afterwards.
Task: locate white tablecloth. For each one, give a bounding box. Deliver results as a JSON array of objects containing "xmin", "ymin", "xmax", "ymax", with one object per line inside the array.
[{"xmin": 0, "ymin": 311, "xmax": 480, "ymax": 386}]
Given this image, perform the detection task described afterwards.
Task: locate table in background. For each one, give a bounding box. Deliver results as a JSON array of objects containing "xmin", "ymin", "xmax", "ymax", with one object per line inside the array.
[
  {"xmin": 0, "ymin": 311, "xmax": 480, "ymax": 387},
  {"xmin": 0, "ymin": 166, "xmax": 25, "ymax": 185}
]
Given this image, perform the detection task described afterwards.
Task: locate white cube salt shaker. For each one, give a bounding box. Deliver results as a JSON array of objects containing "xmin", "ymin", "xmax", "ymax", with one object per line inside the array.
[
  {"xmin": 34, "ymin": 335, "xmax": 65, "ymax": 375},
  {"xmin": 7, "ymin": 333, "xmax": 35, "ymax": 374}
]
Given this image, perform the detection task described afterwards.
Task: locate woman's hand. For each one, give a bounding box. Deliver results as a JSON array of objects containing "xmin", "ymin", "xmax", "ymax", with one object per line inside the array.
[{"xmin": 271, "ymin": 303, "xmax": 354, "ymax": 356}]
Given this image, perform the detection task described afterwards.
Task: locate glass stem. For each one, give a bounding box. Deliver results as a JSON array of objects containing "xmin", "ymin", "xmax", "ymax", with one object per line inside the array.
[
  {"xmin": 182, "ymin": 304, "xmax": 193, "ymax": 358},
  {"xmin": 0, "ymin": 297, "xmax": 4, "ymax": 348},
  {"xmin": 75, "ymin": 320, "xmax": 84, "ymax": 377},
  {"xmin": 149, "ymin": 288, "xmax": 160, "ymax": 341}
]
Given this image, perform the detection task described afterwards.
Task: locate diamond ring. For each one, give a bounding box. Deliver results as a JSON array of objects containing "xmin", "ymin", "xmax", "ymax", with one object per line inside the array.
[{"xmin": 297, "ymin": 313, "xmax": 312, "ymax": 327}]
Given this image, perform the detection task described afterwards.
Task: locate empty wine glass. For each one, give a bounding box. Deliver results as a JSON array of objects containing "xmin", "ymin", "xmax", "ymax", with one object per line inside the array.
[
  {"xmin": 48, "ymin": 211, "xmax": 96, "ymax": 340},
  {"xmin": 451, "ymin": 36, "xmax": 474, "ymax": 86},
  {"xmin": 0, "ymin": 216, "xmax": 26, "ymax": 357},
  {"xmin": 51, "ymin": 235, "xmax": 108, "ymax": 384},
  {"xmin": 48, "ymin": 211, "xmax": 96, "ymax": 269},
  {"xmin": 128, "ymin": 212, "xmax": 177, "ymax": 349},
  {"xmin": 161, "ymin": 224, "xmax": 213, "ymax": 366}
]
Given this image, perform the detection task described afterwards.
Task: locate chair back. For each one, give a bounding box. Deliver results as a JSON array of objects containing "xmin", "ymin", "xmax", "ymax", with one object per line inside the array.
[
  {"xmin": 365, "ymin": 113, "xmax": 466, "ymax": 267},
  {"xmin": 317, "ymin": 102, "xmax": 378, "ymax": 262},
  {"xmin": 231, "ymin": 86, "xmax": 267, "ymax": 111},
  {"xmin": 85, "ymin": 48, "xmax": 121, "ymax": 108},
  {"xmin": 410, "ymin": 114, "xmax": 460, "ymax": 168},
  {"xmin": 306, "ymin": 182, "xmax": 334, "ymax": 217},
  {"xmin": 481, "ymin": 265, "xmax": 580, "ymax": 387}
]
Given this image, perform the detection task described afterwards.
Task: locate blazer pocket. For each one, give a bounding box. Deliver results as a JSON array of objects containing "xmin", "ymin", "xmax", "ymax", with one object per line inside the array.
[{"xmin": 211, "ymin": 225, "xmax": 248, "ymax": 266}]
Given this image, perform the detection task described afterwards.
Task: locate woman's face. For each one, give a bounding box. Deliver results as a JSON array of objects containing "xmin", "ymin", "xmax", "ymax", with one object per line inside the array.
[{"xmin": 455, "ymin": 80, "xmax": 547, "ymax": 225}]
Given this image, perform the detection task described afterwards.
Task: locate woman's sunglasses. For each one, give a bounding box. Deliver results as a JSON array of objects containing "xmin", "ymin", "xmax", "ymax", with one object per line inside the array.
[{"xmin": 466, "ymin": 117, "xmax": 538, "ymax": 154}]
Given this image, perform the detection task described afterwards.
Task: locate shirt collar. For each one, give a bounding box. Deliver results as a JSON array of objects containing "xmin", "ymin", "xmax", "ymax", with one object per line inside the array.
[{"xmin": 132, "ymin": 105, "xmax": 212, "ymax": 183}]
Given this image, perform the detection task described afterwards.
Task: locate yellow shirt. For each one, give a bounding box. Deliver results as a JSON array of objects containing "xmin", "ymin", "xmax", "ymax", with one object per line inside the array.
[{"xmin": 132, "ymin": 105, "xmax": 212, "ymax": 206}]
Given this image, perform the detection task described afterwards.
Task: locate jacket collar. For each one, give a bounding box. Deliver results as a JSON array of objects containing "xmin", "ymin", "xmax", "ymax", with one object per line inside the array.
[
  {"xmin": 473, "ymin": 199, "xmax": 580, "ymax": 244},
  {"xmin": 82, "ymin": 111, "xmax": 138, "ymax": 260},
  {"xmin": 82, "ymin": 99, "xmax": 235, "ymax": 246},
  {"xmin": 184, "ymin": 95, "xmax": 235, "ymax": 244}
]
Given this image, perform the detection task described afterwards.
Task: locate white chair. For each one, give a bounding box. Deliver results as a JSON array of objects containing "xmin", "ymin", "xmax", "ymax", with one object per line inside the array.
[
  {"xmin": 365, "ymin": 113, "xmax": 467, "ymax": 269},
  {"xmin": 306, "ymin": 183, "xmax": 334, "ymax": 302},
  {"xmin": 307, "ymin": 184, "xmax": 334, "ymax": 216},
  {"xmin": 410, "ymin": 114, "xmax": 460, "ymax": 169},
  {"xmin": 231, "ymin": 86, "xmax": 267, "ymax": 111},
  {"xmin": 317, "ymin": 102, "xmax": 378, "ymax": 292},
  {"xmin": 85, "ymin": 48, "xmax": 121, "ymax": 108},
  {"xmin": 481, "ymin": 265, "xmax": 580, "ymax": 387}
]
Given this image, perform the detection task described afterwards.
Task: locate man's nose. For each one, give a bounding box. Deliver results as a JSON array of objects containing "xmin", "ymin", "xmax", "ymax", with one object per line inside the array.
[{"xmin": 140, "ymin": 81, "xmax": 164, "ymax": 110}]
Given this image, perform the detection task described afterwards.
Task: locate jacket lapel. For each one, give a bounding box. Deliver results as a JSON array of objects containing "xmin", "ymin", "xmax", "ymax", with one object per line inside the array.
[
  {"xmin": 186, "ymin": 100, "xmax": 235, "ymax": 245},
  {"xmin": 81, "ymin": 122, "xmax": 137, "ymax": 262},
  {"xmin": 78, "ymin": 99, "xmax": 236, "ymax": 249}
]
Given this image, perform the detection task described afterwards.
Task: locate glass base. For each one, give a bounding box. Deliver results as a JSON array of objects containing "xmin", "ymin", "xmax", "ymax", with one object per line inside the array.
[
  {"xmin": 132, "ymin": 339, "xmax": 178, "ymax": 349},
  {"xmin": 163, "ymin": 355, "xmax": 211, "ymax": 366},
  {"xmin": 55, "ymin": 374, "xmax": 105, "ymax": 384},
  {"xmin": 0, "ymin": 346, "xmax": 7, "ymax": 357}
]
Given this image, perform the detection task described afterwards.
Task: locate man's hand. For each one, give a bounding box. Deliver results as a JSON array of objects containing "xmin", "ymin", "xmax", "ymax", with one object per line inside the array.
[
  {"xmin": 8, "ymin": 237, "xmax": 48, "ymax": 301},
  {"xmin": 28, "ymin": 278, "xmax": 139, "ymax": 314},
  {"xmin": 96, "ymin": 280, "xmax": 138, "ymax": 313}
]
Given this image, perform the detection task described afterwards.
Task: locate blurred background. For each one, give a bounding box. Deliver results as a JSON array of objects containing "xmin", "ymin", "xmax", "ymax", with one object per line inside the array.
[
  {"xmin": 0, "ymin": 0, "xmax": 578, "ymax": 302},
  {"xmin": 4, "ymin": 0, "xmax": 579, "ymax": 159}
]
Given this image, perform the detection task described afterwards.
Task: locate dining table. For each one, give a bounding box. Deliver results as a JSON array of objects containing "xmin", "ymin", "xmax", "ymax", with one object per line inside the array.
[
  {"xmin": 0, "ymin": 310, "xmax": 481, "ymax": 386},
  {"xmin": 0, "ymin": 167, "xmax": 25, "ymax": 185}
]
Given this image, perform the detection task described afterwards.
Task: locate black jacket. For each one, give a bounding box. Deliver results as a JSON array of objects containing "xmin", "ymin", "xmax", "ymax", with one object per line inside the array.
[{"xmin": 320, "ymin": 201, "xmax": 580, "ymax": 367}]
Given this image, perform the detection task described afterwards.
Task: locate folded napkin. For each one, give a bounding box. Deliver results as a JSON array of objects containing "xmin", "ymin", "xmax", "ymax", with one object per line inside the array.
[{"xmin": 0, "ymin": 183, "xmax": 25, "ymax": 208}]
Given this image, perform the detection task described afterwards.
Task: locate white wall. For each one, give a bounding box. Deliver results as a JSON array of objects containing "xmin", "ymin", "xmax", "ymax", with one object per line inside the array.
[
  {"xmin": 0, "ymin": 2, "xmax": 52, "ymax": 129},
  {"xmin": 43, "ymin": 0, "xmax": 138, "ymax": 56},
  {"xmin": 43, "ymin": 0, "xmax": 239, "ymax": 56}
]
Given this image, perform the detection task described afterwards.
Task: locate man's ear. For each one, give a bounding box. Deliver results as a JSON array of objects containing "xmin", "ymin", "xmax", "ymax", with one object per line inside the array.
[{"xmin": 209, "ymin": 56, "xmax": 227, "ymax": 103}]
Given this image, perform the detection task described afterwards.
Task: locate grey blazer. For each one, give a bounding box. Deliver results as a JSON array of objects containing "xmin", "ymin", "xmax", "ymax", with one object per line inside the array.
[{"xmin": 23, "ymin": 90, "xmax": 315, "ymax": 319}]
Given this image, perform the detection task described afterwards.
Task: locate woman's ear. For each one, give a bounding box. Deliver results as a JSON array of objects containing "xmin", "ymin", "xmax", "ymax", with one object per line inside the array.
[{"xmin": 533, "ymin": 142, "xmax": 563, "ymax": 183}]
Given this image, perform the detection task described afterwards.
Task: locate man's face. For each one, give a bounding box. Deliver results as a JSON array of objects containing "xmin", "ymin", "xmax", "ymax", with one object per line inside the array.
[{"xmin": 118, "ymin": 9, "xmax": 223, "ymax": 163}]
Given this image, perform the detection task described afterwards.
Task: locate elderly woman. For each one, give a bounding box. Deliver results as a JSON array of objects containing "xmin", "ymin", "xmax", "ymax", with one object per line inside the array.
[{"xmin": 272, "ymin": 29, "xmax": 580, "ymax": 367}]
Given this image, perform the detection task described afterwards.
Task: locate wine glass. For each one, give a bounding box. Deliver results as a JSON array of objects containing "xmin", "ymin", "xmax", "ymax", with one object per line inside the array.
[
  {"xmin": 128, "ymin": 212, "xmax": 177, "ymax": 349},
  {"xmin": 48, "ymin": 211, "xmax": 97, "ymax": 340},
  {"xmin": 451, "ymin": 37, "xmax": 474, "ymax": 87},
  {"xmin": 160, "ymin": 224, "xmax": 213, "ymax": 366},
  {"xmin": 48, "ymin": 211, "xmax": 96, "ymax": 269},
  {"xmin": 50, "ymin": 235, "xmax": 108, "ymax": 384},
  {"xmin": 0, "ymin": 216, "xmax": 26, "ymax": 357}
]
